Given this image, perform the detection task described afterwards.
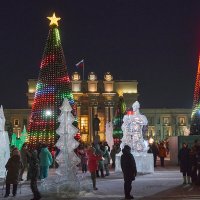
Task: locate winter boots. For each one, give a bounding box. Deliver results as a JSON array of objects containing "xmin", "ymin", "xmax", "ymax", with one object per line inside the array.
[
  {"xmin": 183, "ymin": 176, "xmax": 187, "ymax": 184},
  {"xmin": 187, "ymin": 176, "xmax": 191, "ymax": 184},
  {"xmin": 183, "ymin": 176, "xmax": 191, "ymax": 184}
]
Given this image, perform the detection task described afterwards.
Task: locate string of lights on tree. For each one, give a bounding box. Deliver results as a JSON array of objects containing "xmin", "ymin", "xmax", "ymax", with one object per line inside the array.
[
  {"xmin": 113, "ymin": 96, "xmax": 126, "ymax": 143},
  {"xmin": 190, "ymin": 55, "xmax": 200, "ymax": 135},
  {"xmin": 27, "ymin": 13, "xmax": 79, "ymax": 150}
]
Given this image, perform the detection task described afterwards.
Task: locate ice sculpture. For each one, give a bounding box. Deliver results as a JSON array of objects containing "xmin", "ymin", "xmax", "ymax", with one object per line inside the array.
[
  {"xmin": 0, "ymin": 105, "xmax": 10, "ymax": 178},
  {"xmin": 55, "ymin": 98, "xmax": 80, "ymax": 181},
  {"xmin": 115, "ymin": 101, "xmax": 154, "ymax": 173},
  {"xmin": 105, "ymin": 122, "xmax": 114, "ymax": 151},
  {"xmin": 120, "ymin": 101, "xmax": 148, "ymax": 152},
  {"xmin": 40, "ymin": 99, "xmax": 90, "ymax": 197}
]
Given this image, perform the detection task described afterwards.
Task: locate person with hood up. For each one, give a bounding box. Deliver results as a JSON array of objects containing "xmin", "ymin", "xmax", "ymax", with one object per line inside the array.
[
  {"xmin": 4, "ymin": 149, "xmax": 23, "ymax": 198},
  {"xmin": 87, "ymin": 146, "xmax": 102, "ymax": 190},
  {"xmin": 121, "ymin": 145, "xmax": 137, "ymax": 200},
  {"xmin": 39, "ymin": 144, "xmax": 53, "ymax": 179}
]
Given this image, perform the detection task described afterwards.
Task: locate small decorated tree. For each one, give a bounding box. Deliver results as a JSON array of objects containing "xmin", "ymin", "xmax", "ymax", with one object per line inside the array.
[
  {"xmin": 113, "ymin": 96, "xmax": 126, "ymax": 143},
  {"xmin": 11, "ymin": 126, "xmax": 28, "ymax": 150}
]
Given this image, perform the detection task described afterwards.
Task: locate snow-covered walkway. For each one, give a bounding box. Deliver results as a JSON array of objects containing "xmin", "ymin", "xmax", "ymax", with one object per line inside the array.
[{"xmin": 0, "ymin": 166, "xmax": 199, "ymax": 200}]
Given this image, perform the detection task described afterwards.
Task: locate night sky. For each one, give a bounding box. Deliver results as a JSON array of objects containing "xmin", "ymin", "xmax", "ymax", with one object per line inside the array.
[{"xmin": 0, "ymin": 0, "xmax": 200, "ymax": 109}]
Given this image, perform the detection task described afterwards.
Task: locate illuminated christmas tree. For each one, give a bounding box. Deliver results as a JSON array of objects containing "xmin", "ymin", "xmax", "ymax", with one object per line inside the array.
[
  {"xmin": 27, "ymin": 13, "xmax": 77, "ymax": 150},
  {"xmin": 190, "ymin": 55, "xmax": 200, "ymax": 135},
  {"xmin": 113, "ymin": 96, "xmax": 126, "ymax": 143}
]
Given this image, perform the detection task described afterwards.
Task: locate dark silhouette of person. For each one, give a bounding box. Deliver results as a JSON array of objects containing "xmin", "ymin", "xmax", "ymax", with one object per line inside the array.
[
  {"xmin": 121, "ymin": 145, "xmax": 137, "ymax": 199},
  {"xmin": 93, "ymin": 114, "xmax": 100, "ymax": 137}
]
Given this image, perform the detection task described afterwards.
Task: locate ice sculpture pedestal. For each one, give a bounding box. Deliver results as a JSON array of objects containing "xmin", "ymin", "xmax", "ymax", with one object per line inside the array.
[{"xmin": 115, "ymin": 151, "xmax": 154, "ymax": 174}]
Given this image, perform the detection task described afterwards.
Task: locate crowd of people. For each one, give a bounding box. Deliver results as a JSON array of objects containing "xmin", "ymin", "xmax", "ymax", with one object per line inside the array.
[
  {"xmin": 148, "ymin": 141, "xmax": 168, "ymax": 167},
  {"xmin": 4, "ymin": 143, "xmax": 53, "ymax": 200},
  {"xmin": 3, "ymin": 138, "xmax": 200, "ymax": 200},
  {"xmin": 76, "ymin": 141, "xmax": 121, "ymax": 190}
]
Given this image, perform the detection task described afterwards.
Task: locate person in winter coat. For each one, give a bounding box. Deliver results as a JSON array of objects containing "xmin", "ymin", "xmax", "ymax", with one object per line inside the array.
[
  {"xmin": 110, "ymin": 144, "xmax": 120, "ymax": 168},
  {"xmin": 121, "ymin": 145, "xmax": 137, "ymax": 200},
  {"xmin": 29, "ymin": 150, "xmax": 41, "ymax": 200},
  {"xmin": 158, "ymin": 143, "xmax": 167, "ymax": 167},
  {"xmin": 103, "ymin": 146, "xmax": 110, "ymax": 176},
  {"xmin": 4, "ymin": 149, "xmax": 23, "ymax": 198},
  {"xmin": 178, "ymin": 143, "xmax": 192, "ymax": 184},
  {"xmin": 19, "ymin": 143, "xmax": 29, "ymax": 181},
  {"xmin": 151, "ymin": 142, "xmax": 159, "ymax": 167},
  {"xmin": 190, "ymin": 146, "xmax": 198, "ymax": 184},
  {"xmin": 79, "ymin": 147, "xmax": 88, "ymax": 173},
  {"xmin": 39, "ymin": 144, "xmax": 53, "ymax": 179},
  {"xmin": 96, "ymin": 144, "xmax": 105, "ymax": 178},
  {"xmin": 87, "ymin": 146, "xmax": 102, "ymax": 190}
]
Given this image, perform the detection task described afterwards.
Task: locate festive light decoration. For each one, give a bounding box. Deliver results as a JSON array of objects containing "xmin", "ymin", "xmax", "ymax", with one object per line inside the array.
[
  {"xmin": 27, "ymin": 13, "xmax": 78, "ymax": 150},
  {"xmin": 47, "ymin": 13, "xmax": 61, "ymax": 27},
  {"xmin": 11, "ymin": 126, "xmax": 28, "ymax": 150},
  {"xmin": 113, "ymin": 96, "xmax": 126, "ymax": 141},
  {"xmin": 190, "ymin": 55, "xmax": 200, "ymax": 135}
]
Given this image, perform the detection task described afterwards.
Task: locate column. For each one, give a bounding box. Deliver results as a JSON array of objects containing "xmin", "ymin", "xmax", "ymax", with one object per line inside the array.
[
  {"xmin": 89, "ymin": 106, "xmax": 93, "ymax": 143},
  {"xmin": 105, "ymin": 106, "xmax": 109, "ymax": 123},
  {"xmin": 93, "ymin": 106, "xmax": 98, "ymax": 116},
  {"xmin": 110, "ymin": 106, "xmax": 114, "ymax": 123}
]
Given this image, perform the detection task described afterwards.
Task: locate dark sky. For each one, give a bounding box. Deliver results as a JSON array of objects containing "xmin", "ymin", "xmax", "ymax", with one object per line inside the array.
[{"xmin": 0, "ymin": 0, "xmax": 200, "ymax": 109}]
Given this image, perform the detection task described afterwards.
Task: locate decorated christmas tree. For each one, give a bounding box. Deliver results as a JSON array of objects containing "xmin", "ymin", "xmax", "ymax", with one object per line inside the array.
[
  {"xmin": 56, "ymin": 98, "xmax": 80, "ymax": 184},
  {"xmin": 113, "ymin": 96, "xmax": 126, "ymax": 143},
  {"xmin": 27, "ymin": 13, "xmax": 77, "ymax": 150},
  {"xmin": 191, "ymin": 55, "xmax": 200, "ymax": 135}
]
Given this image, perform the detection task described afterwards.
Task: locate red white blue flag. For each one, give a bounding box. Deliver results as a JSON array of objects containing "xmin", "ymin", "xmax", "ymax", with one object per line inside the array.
[{"xmin": 75, "ymin": 59, "xmax": 84, "ymax": 68}]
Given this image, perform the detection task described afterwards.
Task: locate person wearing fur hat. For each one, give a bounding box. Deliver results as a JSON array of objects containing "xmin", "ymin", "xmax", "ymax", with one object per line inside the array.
[
  {"xmin": 121, "ymin": 145, "xmax": 137, "ymax": 200},
  {"xmin": 4, "ymin": 149, "xmax": 23, "ymax": 198}
]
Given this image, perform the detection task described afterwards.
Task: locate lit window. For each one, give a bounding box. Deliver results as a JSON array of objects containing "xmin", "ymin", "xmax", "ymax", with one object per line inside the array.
[
  {"xmin": 14, "ymin": 119, "xmax": 19, "ymax": 126},
  {"xmin": 80, "ymin": 116, "xmax": 88, "ymax": 133},
  {"xmin": 163, "ymin": 117, "xmax": 169, "ymax": 125},
  {"xmin": 179, "ymin": 117, "xmax": 185, "ymax": 125}
]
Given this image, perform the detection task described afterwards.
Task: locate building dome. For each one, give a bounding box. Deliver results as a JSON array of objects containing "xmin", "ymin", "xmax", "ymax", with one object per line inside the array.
[
  {"xmin": 104, "ymin": 72, "xmax": 113, "ymax": 81},
  {"xmin": 71, "ymin": 72, "xmax": 81, "ymax": 81},
  {"xmin": 88, "ymin": 72, "xmax": 97, "ymax": 81}
]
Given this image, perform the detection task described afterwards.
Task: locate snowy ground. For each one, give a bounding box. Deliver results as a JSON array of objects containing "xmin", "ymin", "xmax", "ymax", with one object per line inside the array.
[{"xmin": 0, "ymin": 163, "xmax": 200, "ymax": 200}]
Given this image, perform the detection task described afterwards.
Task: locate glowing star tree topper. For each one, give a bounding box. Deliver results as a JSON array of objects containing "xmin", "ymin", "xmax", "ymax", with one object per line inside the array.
[{"xmin": 47, "ymin": 12, "xmax": 61, "ymax": 27}]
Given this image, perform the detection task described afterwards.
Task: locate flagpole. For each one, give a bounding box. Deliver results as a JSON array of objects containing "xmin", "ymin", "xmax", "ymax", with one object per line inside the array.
[{"xmin": 83, "ymin": 59, "xmax": 85, "ymax": 81}]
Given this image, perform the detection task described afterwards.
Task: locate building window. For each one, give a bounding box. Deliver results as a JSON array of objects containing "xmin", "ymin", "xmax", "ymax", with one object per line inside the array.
[
  {"xmin": 80, "ymin": 116, "xmax": 88, "ymax": 133},
  {"xmin": 163, "ymin": 117, "xmax": 169, "ymax": 125},
  {"xmin": 88, "ymin": 83, "xmax": 97, "ymax": 92},
  {"xmin": 72, "ymin": 82, "xmax": 81, "ymax": 92},
  {"xmin": 99, "ymin": 116, "xmax": 104, "ymax": 133},
  {"xmin": 179, "ymin": 117, "xmax": 185, "ymax": 125},
  {"xmin": 14, "ymin": 119, "xmax": 19, "ymax": 127}
]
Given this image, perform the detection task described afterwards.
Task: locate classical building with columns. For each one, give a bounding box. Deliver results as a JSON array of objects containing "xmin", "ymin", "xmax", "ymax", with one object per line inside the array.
[
  {"xmin": 27, "ymin": 72, "xmax": 138, "ymax": 142},
  {"xmin": 3, "ymin": 71, "xmax": 192, "ymax": 143}
]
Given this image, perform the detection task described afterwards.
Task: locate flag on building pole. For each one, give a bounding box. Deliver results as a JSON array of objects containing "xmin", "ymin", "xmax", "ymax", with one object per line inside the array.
[{"xmin": 76, "ymin": 59, "xmax": 85, "ymax": 80}]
